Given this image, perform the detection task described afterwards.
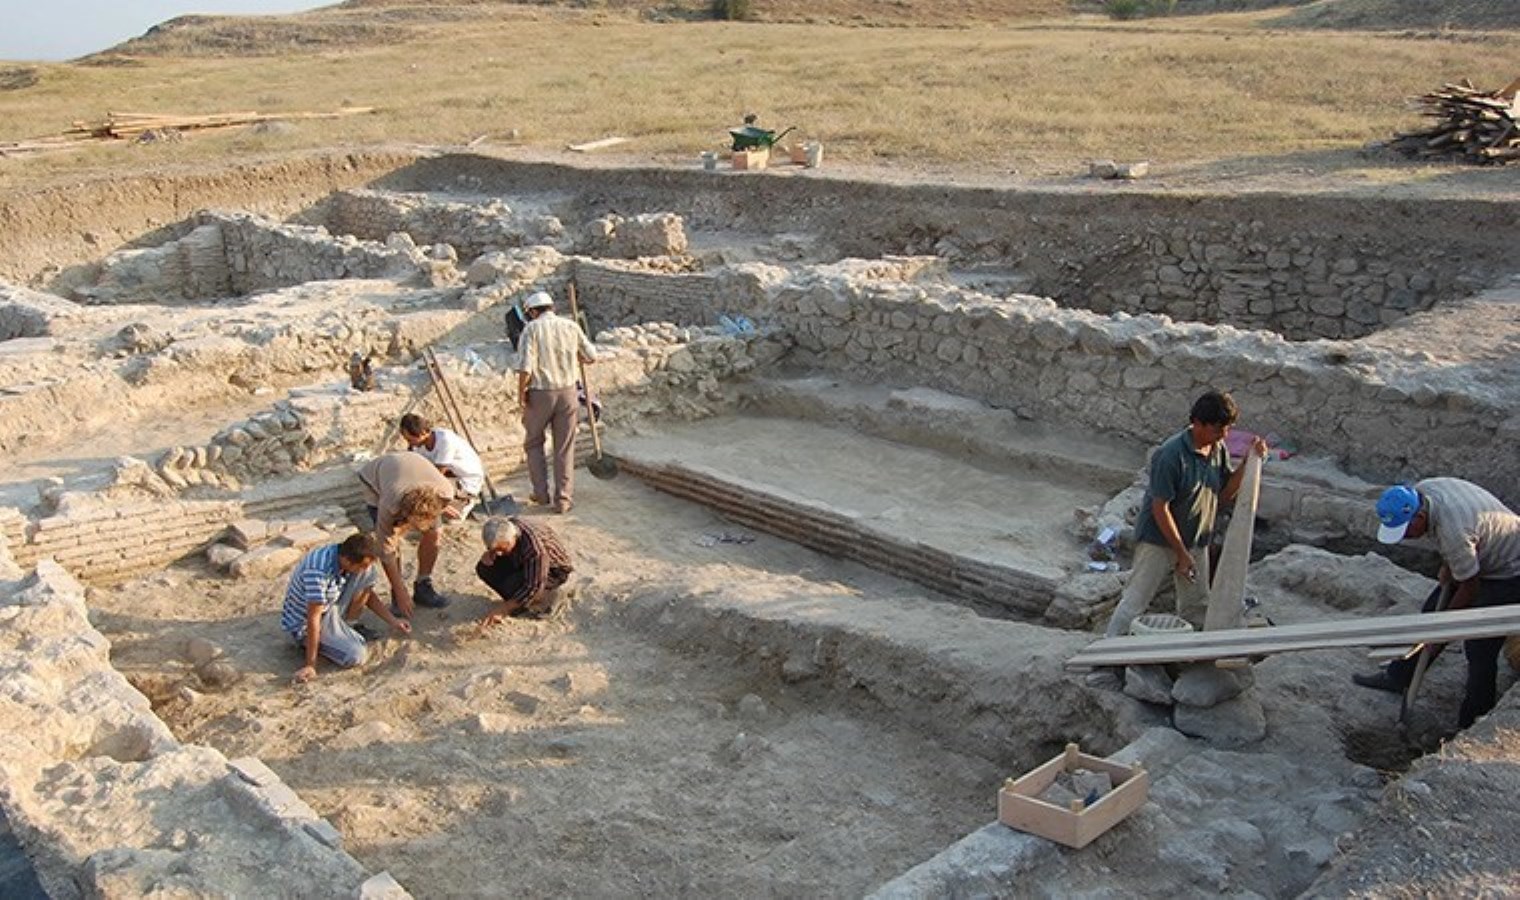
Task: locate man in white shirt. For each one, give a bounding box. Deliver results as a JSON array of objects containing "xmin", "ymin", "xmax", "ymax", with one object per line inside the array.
[
  {"xmin": 515, "ymin": 290, "xmax": 597, "ymax": 514},
  {"xmin": 399, "ymin": 413, "xmax": 486, "ymax": 520}
]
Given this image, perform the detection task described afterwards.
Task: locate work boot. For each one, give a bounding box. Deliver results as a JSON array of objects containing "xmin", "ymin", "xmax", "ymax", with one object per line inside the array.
[
  {"xmin": 412, "ymin": 577, "xmax": 451, "ymax": 609},
  {"xmin": 1351, "ymin": 669, "xmax": 1405, "ymax": 694}
]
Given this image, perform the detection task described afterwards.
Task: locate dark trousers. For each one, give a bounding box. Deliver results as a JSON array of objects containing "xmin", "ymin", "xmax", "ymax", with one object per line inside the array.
[
  {"xmin": 475, "ymin": 556, "xmax": 569, "ymax": 611},
  {"xmin": 1388, "ymin": 576, "xmax": 1520, "ymax": 727}
]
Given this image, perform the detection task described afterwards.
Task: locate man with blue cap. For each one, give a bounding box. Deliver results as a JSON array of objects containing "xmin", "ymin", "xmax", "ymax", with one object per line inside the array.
[{"xmin": 1352, "ymin": 478, "xmax": 1520, "ymax": 728}]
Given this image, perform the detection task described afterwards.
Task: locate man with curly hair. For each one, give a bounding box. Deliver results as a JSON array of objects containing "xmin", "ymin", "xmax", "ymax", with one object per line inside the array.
[{"xmin": 357, "ymin": 450, "xmax": 459, "ymax": 617}]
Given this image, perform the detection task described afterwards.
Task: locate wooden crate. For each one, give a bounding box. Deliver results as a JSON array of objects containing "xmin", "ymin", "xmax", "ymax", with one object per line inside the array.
[
  {"xmin": 732, "ymin": 148, "xmax": 769, "ymax": 170},
  {"xmin": 997, "ymin": 743, "xmax": 1149, "ymax": 849}
]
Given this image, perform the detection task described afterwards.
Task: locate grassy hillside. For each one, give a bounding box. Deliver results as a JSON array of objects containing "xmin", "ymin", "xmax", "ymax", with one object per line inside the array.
[
  {"xmin": 1276, "ymin": 0, "xmax": 1520, "ymax": 30},
  {"xmin": 1, "ymin": 8, "xmax": 1516, "ymax": 194}
]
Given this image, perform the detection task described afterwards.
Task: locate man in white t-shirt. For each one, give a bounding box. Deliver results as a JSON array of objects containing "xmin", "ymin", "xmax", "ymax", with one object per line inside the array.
[{"xmin": 399, "ymin": 413, "xmax": 486, "ymax": 520}]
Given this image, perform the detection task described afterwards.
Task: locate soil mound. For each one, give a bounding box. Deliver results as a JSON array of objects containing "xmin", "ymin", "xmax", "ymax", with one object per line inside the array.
[{"xmin": 1274, "ymin": 0, "xmax": 1520, "ymax": 30}]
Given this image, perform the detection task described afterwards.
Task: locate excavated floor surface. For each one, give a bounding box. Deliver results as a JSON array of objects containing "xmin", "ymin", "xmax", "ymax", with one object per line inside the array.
[
  {"xmin": 612, "ymin": 414, "xmax": 1124, "ymax": 582},
  {"xmin": 90, "ymin": 474, "xmax": 1016, "ymax": 898}
]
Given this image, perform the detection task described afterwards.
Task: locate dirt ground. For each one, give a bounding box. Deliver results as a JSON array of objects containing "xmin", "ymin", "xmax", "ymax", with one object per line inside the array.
[{"xmin": 93, "ymin": 472, "xmax": 1012, "ymax": 898}]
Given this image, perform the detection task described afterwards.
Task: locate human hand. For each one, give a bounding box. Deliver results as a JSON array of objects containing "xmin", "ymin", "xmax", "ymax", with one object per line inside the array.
[
  {"xmin": 391, "ymin": 619, "xmax": 413, "ymax": 636},
  {"xmin": 480, "ymin": 612, "xmax": 506, "ymax": 631},
  {"xmin": 1250, "ymin": 436, "xmax": 1270, "ymax": 459},
  {"xmin": 1174, "ymin": 553, "xmax": 1197, "ymax": 583},
  {"xmin": 479, "ymin": 550, "xmax": 498, "ymax": 567},
  {"xmin": 393, "ymin": 587, "xmax": 414, "ymax": 619},
  {"xmin": 292, "ymin": 665, "xmax": 316, "ymax": 686}
]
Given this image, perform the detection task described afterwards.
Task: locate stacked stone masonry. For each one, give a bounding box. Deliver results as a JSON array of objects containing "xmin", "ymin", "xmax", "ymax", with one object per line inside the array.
[
  {"xmin": 0, "ymin": 561, "xmax": 401, "ymax": 898},
  {"xmin": 562, "ymin": 259, "xmax": 1517, "ymax": 506}
]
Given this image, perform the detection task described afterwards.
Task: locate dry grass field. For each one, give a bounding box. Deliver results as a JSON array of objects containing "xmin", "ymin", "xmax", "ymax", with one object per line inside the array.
[{"xmin": 1, "ymin": 2, "xmax": 1517, "ymax": 193}]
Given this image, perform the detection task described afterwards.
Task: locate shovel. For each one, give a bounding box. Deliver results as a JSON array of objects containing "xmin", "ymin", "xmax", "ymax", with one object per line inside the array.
[
  {"xmin": 568, "ymin": 281, "xmax": 618, "ymax": 480},
  {"xmin": 419, "ymin": 346, "xmax": 520, "ymax": 517}
]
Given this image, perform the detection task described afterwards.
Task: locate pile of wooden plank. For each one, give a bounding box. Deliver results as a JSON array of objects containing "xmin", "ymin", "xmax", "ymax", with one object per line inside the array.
[
  {"xmin": 1, "ymin": 106, "xmax": 375, "ymax": 158},
  {"xmin": 1389, "ymin": 77, "xmax": 1520, "ymax": 164}
]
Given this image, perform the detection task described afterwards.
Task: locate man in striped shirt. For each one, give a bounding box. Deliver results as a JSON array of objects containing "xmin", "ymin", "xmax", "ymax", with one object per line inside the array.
[
  {"xmin": 474, "ymin": 516, "xmax": 574, "ymax": 627},
  {"xmin": 281, "ymin": 533, "xmax": 412, "ymax": 685},
  {"xmin": 1354, "ymin": 477, "xmax": 1520, "ymax": 727},
  {"xmin": 516, "ymin": 290, "xmax": 597, "ymax": 515}
]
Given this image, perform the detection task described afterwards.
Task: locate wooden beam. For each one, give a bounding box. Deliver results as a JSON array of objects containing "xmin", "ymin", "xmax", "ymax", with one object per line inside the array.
[
  {"xmin": 1066, "ymin": 605, "xmax": 1520, "ymax": 670},
  {"xmin": 1204, "ymin": 453, "xmax": 1260, "ymax": 632}
]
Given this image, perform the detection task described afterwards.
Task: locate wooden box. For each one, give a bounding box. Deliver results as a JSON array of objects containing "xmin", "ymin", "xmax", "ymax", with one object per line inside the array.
[
  {"xmin": 732, "ymin": 148, "xmax": 769, "ymax": 170},
  {"xmin": 997, "ymin": 743, "xmax": 1149, "ymax": 849}
]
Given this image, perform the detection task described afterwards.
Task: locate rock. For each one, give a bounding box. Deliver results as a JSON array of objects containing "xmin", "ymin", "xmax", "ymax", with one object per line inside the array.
[
  {"xmin": 1124, "ymin": 665, "xmax": 1175, "ymax": 706},
  {"xmin": 1171, "ymin": 663, "xmax": 1248, "ymax": 708},
  {"xmin": 184, "ymin": 637, "xmax": 224, "ymax": 668},
  {"xmin": 780, "ymin": 651, "xmax": 820, "ymax": 683},
  {"xmin": 205, "ymin": 543, "xmax": 244, "ymax": 571},
  {"xmin": 1084, "ymin": 668, "xmax": 1123, "ymax": 691},
  {"xmin": 736, "ymin": 693, "xmax": 768, "ymax": 720},
  {"xmin": 333, "ymin": 721, "xmax": 395, "ymax": 749},
  {"xmin": 224, "ymin": 518, "xmax": 270, "ymax": 550},
  {"xmin": 466, "ymin": 713, "xmax": 512, "ymax": 735},
  {"xmin": 276, "ymin": 525, "xmax": 332, "ymax": 551},
  {"xmin": 1089, "ymin": 160, "xmax": 1119, "ymax": 179},
  {"xmin": 229, "ymin": 545, "xmax": 304, "ymax": 580},
  {"xmin": 1117, "ymin": 161, "xmax": 1149, "ymax": 179},
  {"xmin": 1172, "ymin": 693, "xmax": 1267, "ymax": 748},
  {"xmin": 197, "ymin": 660, "xmax": 241, "ymax": 691},
  {"xmin": 505, "ymin": 690, "xmax": 542, "ymax": 715},
  {"xmin": 360, "ymin": 872, "xmax": 410, "ymax": 899}
]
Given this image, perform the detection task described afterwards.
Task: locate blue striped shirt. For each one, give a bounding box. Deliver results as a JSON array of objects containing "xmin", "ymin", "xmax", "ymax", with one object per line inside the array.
[{"xmin": 280, "ymin": 545, "xmax": 348, "ymax": 638}]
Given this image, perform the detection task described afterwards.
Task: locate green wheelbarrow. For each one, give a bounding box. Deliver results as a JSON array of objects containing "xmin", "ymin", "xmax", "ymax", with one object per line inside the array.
[{"xmin": 729, "ymin": 124, "xmax": 797, "ymax": 152}]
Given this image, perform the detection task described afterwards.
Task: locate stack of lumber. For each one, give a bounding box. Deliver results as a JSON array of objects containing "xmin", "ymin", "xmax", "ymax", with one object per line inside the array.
[
  {"xmin": 1389, "ymin": 77, "xmax": 1520, "ymax": 164},
  {"xmin": 1, "ymin": 106, "xmax": 375, "ymax": 158}
]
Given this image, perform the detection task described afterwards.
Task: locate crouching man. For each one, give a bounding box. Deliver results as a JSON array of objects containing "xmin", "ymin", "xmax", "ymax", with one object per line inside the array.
[
  {"xmin": 358, "ymin": 450, "xmax": 459, "ymax": 616},
  {"xmin": 282, "ymin": 533, "xmax": 412, "ymax": 685},
  {"xmin": 476, "ymin": 516, "xmax": 574, "ymax": 627}
]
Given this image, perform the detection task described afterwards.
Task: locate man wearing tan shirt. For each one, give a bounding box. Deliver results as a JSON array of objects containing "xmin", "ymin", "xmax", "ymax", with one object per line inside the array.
[
  {"xmin": 515, "ymin": 290, "xmax": 597, "ymax": 514},
  {"xmin": 357, "ymin": 451, "xmax": 457, "ymax": 616}
]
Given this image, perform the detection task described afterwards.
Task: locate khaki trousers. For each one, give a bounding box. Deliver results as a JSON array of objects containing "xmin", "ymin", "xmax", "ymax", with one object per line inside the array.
[
  {"xmin": 1105, "ymin": 541, "xmax": 1212, "ymax": 638},
  {"xmin": 523, "ymin": 387, "xmax": 579, "ymax": 505}
]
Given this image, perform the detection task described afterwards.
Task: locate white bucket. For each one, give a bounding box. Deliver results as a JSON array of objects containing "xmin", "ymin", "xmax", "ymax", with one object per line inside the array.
[
  {"xmin": 700, "ymin": 151, "xmax": 718, "ymax": 171},
  {"xmin": 1130, "ymin": 613, "xmax": 1194, "ymax": 637},
  {"xmin": 804, "ymin": 141, "xmax": 823, "ymax": 168}
]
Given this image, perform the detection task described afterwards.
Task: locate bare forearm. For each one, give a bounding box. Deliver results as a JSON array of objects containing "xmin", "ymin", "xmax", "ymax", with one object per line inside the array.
[
  {"xmin": 1449, "ymin": 577, "xmax": 1481, "ymax": 611},
  {"xmin": 1153, "ymin": 500, "xmax": 1189, "ymax": 558},
  {"xmin": 303, "ymin": 609, "xmax": 321, "ymax": 667}
]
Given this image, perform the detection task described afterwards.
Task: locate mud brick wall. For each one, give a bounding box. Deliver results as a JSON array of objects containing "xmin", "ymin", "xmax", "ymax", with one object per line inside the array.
[
  {"xmin": 11, "ymin": 500, "xmax": 241, "ymax": 583},
  {"xmin": 573, "ymin": 261, "xmax": 722, "ymax": 329}
]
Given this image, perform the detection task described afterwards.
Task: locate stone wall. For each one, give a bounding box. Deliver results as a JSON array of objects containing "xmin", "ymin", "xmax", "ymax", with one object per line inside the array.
[
  {"xmin": 573, "ymin": 260, "xmax": 721, "ymax": 328},
  {"xmin": 387, "ymin": 155, "xmax": 1518, "ymax": 341},
  {"xmin": 551, "ymin": 257, "xmax": 1517, "ymax": 506},
  {"xmin": 0, "ymin": 283, "xmax": 80, "ymax": 340},
  {"xmin": 297, "ymin": 188, "xmax": 566, "ymax": 262},
  {"xmin": 76, "ymin": 211, "xmax": 443, "ymax": 304},
  {"xmin": 0, "ymin": 561, "xmax": 402, "ymax": 898}
]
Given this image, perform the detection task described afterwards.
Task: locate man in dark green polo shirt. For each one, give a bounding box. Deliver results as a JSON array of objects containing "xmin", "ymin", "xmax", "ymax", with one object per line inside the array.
[{"xmin": 1104, "ymin": 390, "xmax": 1269, "ymax": 639}]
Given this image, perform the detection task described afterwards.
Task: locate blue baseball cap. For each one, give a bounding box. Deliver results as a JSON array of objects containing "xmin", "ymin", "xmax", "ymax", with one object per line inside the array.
[{"xmin": 1376, "ymin": 485, "xmax": 1420, "ymax": 544}]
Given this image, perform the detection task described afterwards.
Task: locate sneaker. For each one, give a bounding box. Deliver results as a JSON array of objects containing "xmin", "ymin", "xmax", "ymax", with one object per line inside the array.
[
  {"xmin": 553, "ymin": 499, "xmax": 573, "ymax": 515},
  {"xmin": 1352, "ymin": 670, "xmax": 1405, "ymax": 694},
  {"xmin": 529, "ymin": 494, "xmax": 551, "ymax": 506},
  {"xmin": 413, "ymin": 579, "xmax": 452, "ymax": 609},
  {"xmin": 352, "ymin": 623, "xmax": 381, "ymax": 641}
]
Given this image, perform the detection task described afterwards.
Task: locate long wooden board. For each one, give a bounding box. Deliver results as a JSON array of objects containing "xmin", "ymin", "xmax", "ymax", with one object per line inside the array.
[
  {"xmin": 1203, "ymin": 453, "xmax": 1261, "ymax": 632},
  {"xmin": 1066, "ymin": 605, "xmax": 1520, "ymax": 670}
]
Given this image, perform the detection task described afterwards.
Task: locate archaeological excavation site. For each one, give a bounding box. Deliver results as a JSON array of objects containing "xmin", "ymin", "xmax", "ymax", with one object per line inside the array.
[{"xmin": 0, "ymin": 151, "xmax": 1517, "ymax": 898}]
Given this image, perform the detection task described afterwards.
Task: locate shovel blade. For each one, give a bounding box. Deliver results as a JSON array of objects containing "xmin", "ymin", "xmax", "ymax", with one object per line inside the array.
[
  {"xmin": 589, "ymin": 455, "xmax": 619, "ymax": 480},
  {"xmin": 478, "ymin": 495, "xmax": 522, "ymax": 517}
]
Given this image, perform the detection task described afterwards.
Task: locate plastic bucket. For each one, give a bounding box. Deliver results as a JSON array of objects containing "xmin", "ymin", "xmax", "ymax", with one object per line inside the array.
[{"xmin": 1130, "ymin": 613, "xmax": 1194, "ymax": 637}]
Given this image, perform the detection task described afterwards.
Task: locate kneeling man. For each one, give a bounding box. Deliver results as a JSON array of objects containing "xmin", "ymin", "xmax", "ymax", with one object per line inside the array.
[
  {"xmin": 282, "ymin": 532, "xmax": 411, "ymax": 685},
  {"xmin": 476, "ymin": 516, "xmax": 574, "ymax": 627}
]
